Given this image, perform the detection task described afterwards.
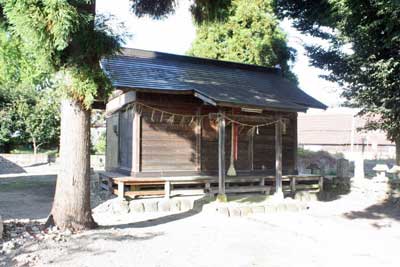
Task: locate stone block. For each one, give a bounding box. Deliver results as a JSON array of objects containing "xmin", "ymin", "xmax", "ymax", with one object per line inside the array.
[
  {"xmin": 337, "ymin": 158, "xmax": 350, "ymax": 178},
  {"xmin": 283, "ymin": 203, "xmax": 300, "ymax": 212},
  {"xmin": 229, "ymin": 207, "xmax": 241, "ymax": 217},
  {"xmin": 240, "ymin": 206, "xmax": 253, "ymax": 216},
  {"xmin": 111, "ymin": 200, "xmax": 130, "ymax": 214},
  {"xmin": 275, "ymin": 203, "xmax": 287, "ymax": 212},
  {"xmin": 251, "ymin": 206, "xmax": 265, "ymax": 214},
  {"xmin": 144, "ymin": 201, "xmax": 159, "ymax": 212},
  {"xmin": 170, "ymin": 199, "xmax": 181, "ymax": 212},
  {"xmin": 158, "ymin": 200, "xmax": 171, "ymax": 212},
  {"xmin": 180, "ymin": 199, "xmax": 192, "ymax": 212},
  {"xmin": 264, "ymin": 205, "xmax": 277, "ymax": 213},
  {"xmin": 217, "ymin": 207, "xmax": 230, "ymax": 217},
  {"xmin": 294, "ymin": 191, "xmax": 318, "ymax": 202},
  {"xmin": 129, "ymin": 201, "xmax": 145, "ymax": 213}
]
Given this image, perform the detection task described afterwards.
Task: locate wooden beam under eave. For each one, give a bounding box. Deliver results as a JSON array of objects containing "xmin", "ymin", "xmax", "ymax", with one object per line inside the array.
[
  {"xmin": 217, "ymin": 112, "xmax": 227, "ymax": 201},
  {"xmin": 106, "ymin": 91, "xmax": 137, "ymax": 115},
  {"xmin": 275, "ymin": 116, "xmax": 283, "ymax": 198}
]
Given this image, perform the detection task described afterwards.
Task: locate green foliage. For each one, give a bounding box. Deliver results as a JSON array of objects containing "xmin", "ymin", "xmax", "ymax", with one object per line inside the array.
[
  {"xmin": 188, "ymin": 0, "xmax": 297, "ymax": 82},
  {"xmin": 15, "ymin": 89, "xmax": 60, "ymax": 152},
  {"xmin": 0, "ymin": 0, "xmax": 121, "ymax": 109},
  {"xmin": 93, "ymin": 131, "xmax": 106, "ymax": 155},
  {"xmin": 0, "ymin": 85, "xmax": 60, "ymax": 153},
  {"xmin": 275, "ymin": 0, "xmax": 400, "ymax": 142},
  {"xmin": 131, "ymin": 0, "xmax": 232, "ymax": 23}
]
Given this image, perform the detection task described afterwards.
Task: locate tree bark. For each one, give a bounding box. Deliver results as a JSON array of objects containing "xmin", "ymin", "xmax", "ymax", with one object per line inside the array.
[
  {"xmin": 47, "ymin": 98, "xmax": 96, "ymax": 230},
  {"xmin": 396, "ymin": 137, "xmax": 400, "ymax": 166},
  {"xmin": 32, "ymin": 137, "xmax": 37, "ymax": 155}
]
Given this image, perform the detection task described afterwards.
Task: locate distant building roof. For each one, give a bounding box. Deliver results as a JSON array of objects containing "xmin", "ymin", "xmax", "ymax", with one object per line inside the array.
[
  {"xmin": 101, "ymin": 48, "xmax": 327, "ymax": 112},
  {"xmin": 298, "ymin": 110, "xmax": 393, "ymax": 146}
]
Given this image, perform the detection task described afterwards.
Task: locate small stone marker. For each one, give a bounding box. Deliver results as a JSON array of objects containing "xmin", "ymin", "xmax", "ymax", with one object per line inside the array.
[
  {"xmin": 373, "ymin": 164, "xmax": 389, "ymax": 181},
  {"xmin": 337, "ymin": 158, "xmax": 350, "ymax": 178},
  {"xmin": 388, "ymin": 165, "xmax": 400, "ymax": 179}
]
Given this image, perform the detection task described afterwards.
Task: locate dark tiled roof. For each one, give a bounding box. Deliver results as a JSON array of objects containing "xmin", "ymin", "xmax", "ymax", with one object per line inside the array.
[{"xmin": 101, "ymin": 48, "xmax": 327, "ymax": 111}]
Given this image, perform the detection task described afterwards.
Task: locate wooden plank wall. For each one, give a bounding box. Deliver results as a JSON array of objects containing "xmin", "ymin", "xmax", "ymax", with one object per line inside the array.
[
  {"xmin": 138, "ymin": 93, "xmax": 202, "ymax": 172},
  {"xmin": 201, "ymin": 116, "xmax": 251, "ymax": 172},
  {"xmin": 253, "ymin": 123, "xmax": 276, "ymax": 172},
  {"xmin": 119, "ymin": 109, "xmax": 133, "ymax": 170},
  {"xmin": 105, "ymin": 113, "xmax": 119, "ymax": 171},
  {"xmin": 121, "ymin": 93, "xmax": 298, "ymax": 175},
  {"xmin": 282, "ymin": 114, "xmax": 296, "ymax": 174}
]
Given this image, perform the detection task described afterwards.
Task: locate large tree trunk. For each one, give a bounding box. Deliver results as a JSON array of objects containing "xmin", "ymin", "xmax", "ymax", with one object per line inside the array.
[
  {"xmin": 396, "ymin": 137, "xmax": 400, "ymax": 166},
  {"xmin": 47, "ymin": 98, "xmax": 96, "ymax": 230}
]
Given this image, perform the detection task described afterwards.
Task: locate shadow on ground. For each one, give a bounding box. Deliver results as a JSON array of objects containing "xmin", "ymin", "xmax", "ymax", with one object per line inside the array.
[
  {"xmin": 103, "ymin": 209, "xmax": 200, "ymax": 229},
  {"xmin": 0, "ymin": 174, "xmax": 56, "ymax": 220},
  {"xmin": 0, "ymin": 156, "xmax": 26, "ymax": 175},
  {"xmin": 343, "ymin": 183, "xmax": 400, "ymax": 227},
  {"xmin": 101, "ymin": 196, "xmax": 214, "ymax": 229},
  {"xmin": 343, "ymin": 197, "xmax": 400, "ymax": 223},
  {"xmin": 2, "ymin": 229, "xmax": 164, "ymax": 267}
]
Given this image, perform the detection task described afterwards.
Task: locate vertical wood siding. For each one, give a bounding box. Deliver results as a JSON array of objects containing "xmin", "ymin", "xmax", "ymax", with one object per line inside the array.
[
  {"xmin": 115, "ymin": 93, "xmax": 298, "ymax": 176},
  {"xmin": 105, "ymin": 113, "xmax": 119, "ymax": 171},
  {"xmin": 138, "ymin": 93, "xmax": 202, "ymax": 172},
  {"xmin": 119, "ymin": 109, "xmax": 133, "ymax": 169}
]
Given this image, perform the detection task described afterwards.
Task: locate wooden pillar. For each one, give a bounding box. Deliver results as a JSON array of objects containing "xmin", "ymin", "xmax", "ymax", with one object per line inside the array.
[
  {"xmin": 195, "ymin": 108, "xmax": 202, "ymax": 171},
  {"xmin": 217, "ymin": 113, "xmax": 227, "ymax": 202},
  {"xmin": 275, "ymin": 116, "xmax": 283, "ymax": 198},
  {"xmin": 248, "ymin": 128, "xmax": 254, "ymax": 171},
  {"xmin": 117, "ymin": 181, "xmax": 125, "ymax": 201},
  {"xmin": 293, "ymin": 113, "xmax": 299, "ymax": 175},
  {"xmin": 164, "ymin": 180, "xmax": 171, "ymax": 199},
  {"xmin": 131, "ymin": 106, "xmax": 141, "ymax": 174}
]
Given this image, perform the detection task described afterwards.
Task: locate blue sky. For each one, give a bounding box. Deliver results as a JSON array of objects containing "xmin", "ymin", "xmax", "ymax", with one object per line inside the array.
[{"xmin": 97, "ymin": 0, "xmax": 342, "ymax": 108}]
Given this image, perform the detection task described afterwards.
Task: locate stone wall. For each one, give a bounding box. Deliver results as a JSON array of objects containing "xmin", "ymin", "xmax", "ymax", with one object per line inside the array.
[
  {"xmin": 0, "ymin": 154, "xmax": 49, "ymax": 174},
  {"xmin": 0, "ymin": 154, "xmax": 105, "ymax": 174}
]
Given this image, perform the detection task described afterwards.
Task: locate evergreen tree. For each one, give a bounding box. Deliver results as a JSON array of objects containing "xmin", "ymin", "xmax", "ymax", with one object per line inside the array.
[
  {"xmin": 275, "ymin": 0, "xmax": 400, "ymax": 163},
  {"xmin": 189, "ymin": 0, "xmax": 296, "ymax": 82}
]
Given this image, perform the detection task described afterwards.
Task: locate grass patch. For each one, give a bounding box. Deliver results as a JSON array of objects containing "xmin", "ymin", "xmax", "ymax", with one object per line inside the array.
[
  {"xmin": 10, "ymin": 146, "xmax": 58, "ymax": 156},
  {"xmin": 0, "ymin": 180, "xmax": 54, "ymax": 191}
]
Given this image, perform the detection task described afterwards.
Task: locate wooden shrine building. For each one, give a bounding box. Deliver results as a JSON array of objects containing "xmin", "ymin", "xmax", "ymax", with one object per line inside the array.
[{"xmin": 100, "ymin": 48, "xmax": 327, "ymax": 199}]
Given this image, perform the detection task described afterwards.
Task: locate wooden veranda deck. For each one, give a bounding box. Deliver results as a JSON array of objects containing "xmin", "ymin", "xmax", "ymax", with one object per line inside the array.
[{"xmin": 99, "ymin": 172, "xmax": 323, "ymax": 200}]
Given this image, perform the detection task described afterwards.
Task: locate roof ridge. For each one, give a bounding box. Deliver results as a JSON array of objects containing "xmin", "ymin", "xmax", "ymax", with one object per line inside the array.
[{"xmin": 118, "ymin": 47, "xmax": 281, "ymax": 74}]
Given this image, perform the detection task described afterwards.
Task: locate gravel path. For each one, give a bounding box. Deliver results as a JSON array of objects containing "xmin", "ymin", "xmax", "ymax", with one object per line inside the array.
[{"xmin": 1, "ymin": 173, "xmax": 400, "ymax": 267}]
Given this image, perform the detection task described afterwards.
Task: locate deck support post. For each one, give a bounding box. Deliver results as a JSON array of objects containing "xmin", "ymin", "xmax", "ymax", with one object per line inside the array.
[
  {"xmin": 107, "ymin": 178, "xmax": 113, "ymax": 196},
  {"xmin": 290, "ymin": 177, "xmax": 296, "ymax": 193},
  {"xmin": 217, "ymin": 113, "xmax": 227, "ymax": 202},
  {"xmin": 274, "ymin": 117, "xmax": 284, "ymax": 199},
  {"xmin": 117, "ymin": 181, "xmax": 125, "ymax": 201},
  {"xmin": 164, "ymin": 180, "xmax": 171, "ymax": 199},
  {"xmin": 319, "ymin": 176, "xmax": 324, "ymax": 192}
]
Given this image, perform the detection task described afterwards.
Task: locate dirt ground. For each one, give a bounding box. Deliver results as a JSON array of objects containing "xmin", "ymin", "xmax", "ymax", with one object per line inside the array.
[{"xmin": 1, "ymin": 168, "xmax": 400, "ymax": 267}]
